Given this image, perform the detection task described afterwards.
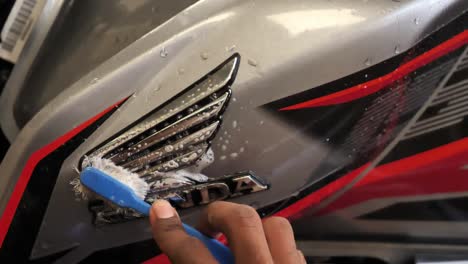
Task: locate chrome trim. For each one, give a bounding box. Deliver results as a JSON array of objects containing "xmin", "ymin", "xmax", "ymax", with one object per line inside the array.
[
  {"xmin": 110, "ymin": 92, "xmax": 229, "ymax": 164},
  {"xmin": 232, "ymin": 175, "xmax": 269, "ymax": 193},
  {"xmin": 142, "ymin": 143, "xmax": 208, "ymax": 175},
  {"xmin": 145, "ymin": 171, "xmax": 269, "ymax": 206},
  {"xmin": 84, "ymin": 56, "xmax": 238, "ymax": 163},
  {"xmin": 122, "ymin": 122, "xmax": 219, "ymax": 171}
]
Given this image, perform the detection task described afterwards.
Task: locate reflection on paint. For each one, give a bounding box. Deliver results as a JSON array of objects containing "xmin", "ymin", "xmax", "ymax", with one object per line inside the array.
[
  {"xmin": 268, "ymin": 9, "xmax": 365, "ymax": 35},
  {"xmin": 200, "ymin": 12, "xmax": 234, "ymax": 26}
]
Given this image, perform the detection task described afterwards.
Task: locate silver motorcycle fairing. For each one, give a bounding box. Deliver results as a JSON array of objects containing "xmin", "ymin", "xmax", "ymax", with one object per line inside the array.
[
  {"xmin": 0, "ymin": 0, "xmax": 200, "ymax": 141},
  {"xmin": 0, "ymin": 0, "xmax": 467, "ymax": 262}
]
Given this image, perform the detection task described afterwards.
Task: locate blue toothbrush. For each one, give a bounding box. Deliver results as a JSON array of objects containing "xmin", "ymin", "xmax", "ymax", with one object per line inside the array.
[{"xmin": 80, "ymin": 166, "xmax": 234, "ymax": 264}]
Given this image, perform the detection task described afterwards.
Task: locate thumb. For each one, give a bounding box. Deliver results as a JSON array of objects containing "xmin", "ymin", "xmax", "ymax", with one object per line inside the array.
[{"xmin": 149, "ymin": 200, "xmax": 218, "ymax": 264}]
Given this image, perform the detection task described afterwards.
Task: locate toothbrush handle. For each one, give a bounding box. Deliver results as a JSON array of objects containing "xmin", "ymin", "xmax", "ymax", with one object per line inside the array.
[{"xmin": 182, "ymin": 223, "xmax": 235, "ymax": 264}]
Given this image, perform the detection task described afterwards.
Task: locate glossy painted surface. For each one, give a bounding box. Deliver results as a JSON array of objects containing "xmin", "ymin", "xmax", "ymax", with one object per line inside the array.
[
  {"xmin": 0, "ymin": 0, "xmax": 467, "ymax": 263},
  {"xmin": 0, "ymin": 0, "xmax": 198, "ymax": 141}
]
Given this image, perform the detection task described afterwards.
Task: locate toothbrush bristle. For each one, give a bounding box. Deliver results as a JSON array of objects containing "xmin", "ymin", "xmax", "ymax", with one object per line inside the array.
[{"xmin": 86, "ymin": 157, "xmax": 150, "ymax": 199}]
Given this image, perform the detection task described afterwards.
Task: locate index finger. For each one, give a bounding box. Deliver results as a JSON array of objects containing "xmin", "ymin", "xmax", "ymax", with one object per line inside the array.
[
  {"xmin": 197, "ymin": 201, "xmax": 273, "ymax": 264},
  {"xmin": 149, "ymin": 200, "xmax": 218, "ymax": 264}
]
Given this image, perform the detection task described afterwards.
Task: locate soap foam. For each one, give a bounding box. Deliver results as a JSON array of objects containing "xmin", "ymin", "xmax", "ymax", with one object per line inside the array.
[{"xmin": 71, "ymin": 148, "xmax": 214, "ymax": 200}]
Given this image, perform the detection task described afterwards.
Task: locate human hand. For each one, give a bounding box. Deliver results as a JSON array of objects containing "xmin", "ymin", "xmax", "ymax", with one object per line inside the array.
[{"xmin": 149, "ymin": 200, "xmax": 305, "ymax": 264}]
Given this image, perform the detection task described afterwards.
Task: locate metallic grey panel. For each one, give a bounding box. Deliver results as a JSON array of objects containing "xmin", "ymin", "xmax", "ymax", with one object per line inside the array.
[
  {"xmin": 0, "ymin": 0, "xmax": 65, "ymax": 141},
  {"xmin": 0, "ymin": 0, "xmax": 199, "ymax": 141},
  {"xmin": 0, "ymin": 0, "xmax": 466, "ymax": 262}
]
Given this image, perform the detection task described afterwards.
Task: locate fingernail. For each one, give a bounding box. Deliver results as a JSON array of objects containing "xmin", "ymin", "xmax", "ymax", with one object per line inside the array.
[{"xmin": 152, "ymin": 200, "xmax": 175, "ymax": 219}]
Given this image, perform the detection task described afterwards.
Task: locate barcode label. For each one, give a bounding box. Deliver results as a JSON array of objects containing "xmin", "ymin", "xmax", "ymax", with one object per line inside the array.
[{"xmin": 0, "ymin": 0, "xmax": 45, "ymax": 63}]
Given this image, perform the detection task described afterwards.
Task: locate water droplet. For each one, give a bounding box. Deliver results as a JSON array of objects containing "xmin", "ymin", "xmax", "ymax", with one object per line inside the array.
[
  {"xmin": 226, "ymin": 45, "xmax": 236, "ymax": 52},
  {"xmin": 200, "ymin": 52, "xmax": 209, "ymax": 60},
  {"xmin": 325, "ymin": 138, "xmax": 330, "ymax": 142},
  {"xmin": 414, "ymin": 17, "xmax": 420, "ymax": 25},
  {"xmin": 165, "ymin": 145, "xmax": 174, "ymax": 152},
  {"xmin": 221, "ymin": 145, "xmax": 227, "ymax": 151},
  {"xmin": 168, "ymin": 160, "xmax": 179, "ymax": 168},
  {"xmin": 364, "ymin": 58, "xmax": 373, "ymax": 66},
  {"xmin": 132, "ymin": 94, "xmax": 137, "ymax": 98},
  {"xmin": 232, "ymin": 97, "xmax": 237, "ymax": 102},
  {"xmin": 230, "ymin": 153, "xmax": 238, "ymax": 159},
  {"xmin": 248, "ymin": 59, "xmax": 258, "ymax": 67},
  {"xmin": 225, "ymin": 140, "xmax": 229, "ymax": 144},
  {"xmin": 394, "ymin": 44, "xmax": 401, "ymax": 54},
  {"xmin": 220, "ymin": 155, "xmax": 226, "ymax": 160},
  {"xmin": 90, "ymin": 77, "xmax": 99, "ymax": 84},
  {"xmin": 160, "ymin": 47, "xmax": 168, "ymax": 58},
  {"xmin": 239, "ymin": 147, "xmax": 245, "ymax": 153},
  {"xmin": 259, "ymin": 120, "xmax": 264, "ymax": 125},
  {"xmin": 364, "ymin": 74, "xmax": 369, "ymax": 78},
  {"xmin": 232, "ymin": 120, "xmax": 238, "ymax": 128},
  {"xmin": 178, "ymin": 68, "xmax": 185, "ymax": 75}
]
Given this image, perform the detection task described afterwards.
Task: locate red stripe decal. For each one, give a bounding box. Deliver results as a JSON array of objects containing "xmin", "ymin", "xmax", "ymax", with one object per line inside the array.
[
  {"xmin": 144, "ymin": 128, "xmax": 468, "ymax": 263},
  {"xmin": 273, "ymin": 164, "xmax": 369, "ymax": 219},
  {"xmin": 316, "ymin": 137, "xmax": 468, "ymax": 215},
  {"xmin": 143, "ymin": 254, "xmax": 171, "ymax": 264},
  {"xmin": 145, "ymin": 136, "xmax": 468, "ymax": 262},
  {"xmin": 281, "ymin": 30, "xmax": 468, "ymax": 111},
  {"xmin": 144, "ymin": 136, "xmax": 468, "ymax": 263},
  {"xmin": 0, "ymin": 99, "xmax": 125, "ymax": 248}
]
